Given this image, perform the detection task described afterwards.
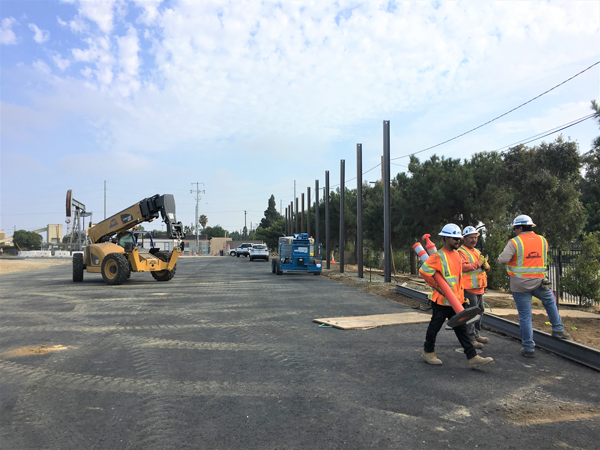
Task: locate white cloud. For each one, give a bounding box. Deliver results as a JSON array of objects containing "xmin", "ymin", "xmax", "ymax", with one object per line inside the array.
[
  {"xmin": 28, "ymin": 23, "xmax": 50, "ymax": 43},
  {"xmin": 1, "ymin": 17, "xmax": 17, "ymax": 45},
  {"xmin": 53, "ymin": 53, "xmax": 71, "ymax": 71},
  {"xmin": 32, "ymin": 59, "xmax": 52, "ymax": 74},
  {"xmin": 132, "ymin": 0, "xmax": 162, "ymax": 25},
  {"xmin": 57, "ymin": 16, "xmax": 68, "ymax": 27},
  {"xmin": 76, "ymin": 0, "xmax": 119, "ymax": 34}
]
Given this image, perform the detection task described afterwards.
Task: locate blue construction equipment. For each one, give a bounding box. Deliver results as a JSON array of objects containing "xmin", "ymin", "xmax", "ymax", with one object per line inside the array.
[{"xmin": 271, "ymin": 233, "xmax": 323, "ymax": 276}]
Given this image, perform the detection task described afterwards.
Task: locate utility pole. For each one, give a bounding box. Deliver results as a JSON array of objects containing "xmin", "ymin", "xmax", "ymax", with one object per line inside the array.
[
  {"xmin": 104, "ymin": 180, "xmax": 106, "ymax": 220},
  {"xmin": 244, "ymin": 210, "xmax": 247, "ymax": 239},
  {"xmin": 191, "ymin": 182, "xmax": 205, "ymax": 255}
]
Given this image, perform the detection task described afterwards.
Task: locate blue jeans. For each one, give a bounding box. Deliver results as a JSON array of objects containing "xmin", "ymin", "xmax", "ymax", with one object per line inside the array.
[{"xmin": 512, "ymin": 286, "xmax": 564, "ymax": 352}]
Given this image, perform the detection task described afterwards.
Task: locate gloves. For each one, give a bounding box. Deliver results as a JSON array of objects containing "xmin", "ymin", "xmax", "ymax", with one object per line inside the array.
[{"xmin": 479, "ymin": 254, "xmax": 490, "ymax": 271}]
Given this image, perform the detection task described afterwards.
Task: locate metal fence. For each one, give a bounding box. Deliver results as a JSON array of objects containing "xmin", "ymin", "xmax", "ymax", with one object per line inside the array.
[{"xmin": 547, "ymin": 246, "xmax": 595, "ymax": 306}]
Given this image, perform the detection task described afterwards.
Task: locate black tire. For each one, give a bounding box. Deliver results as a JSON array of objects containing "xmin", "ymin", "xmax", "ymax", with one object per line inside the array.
[
  {"xmin": 73, "ymin": 253, "xmax": 84, "ymax": 282},
  {"xmin": 313, "ymin": 272, "xmax": 321, "ymax": 276},
  {"xmin": 237, "ymin": 254, "xmax": 240, "ymax": 257},
  {"xmin": 249, "ymin": 257, "xmax": 253, "ymax": 261},
  {"xmin": 266, "ymin": 257, "xmax": 269, "ymax": 262},
  {"xmin": 271, "ymin": 259, "xmax": 276, "ymax": 273},
  {"xmin": 101, "ymin": 253, "xmax": 128, "ymax": 285},
  {"xmin": 276, "ymin": 260, "xmax": 283, "ymax": 275},
  {"xmin": 152, "ymin": 251, "xmax": 176, "ymax": 282}
]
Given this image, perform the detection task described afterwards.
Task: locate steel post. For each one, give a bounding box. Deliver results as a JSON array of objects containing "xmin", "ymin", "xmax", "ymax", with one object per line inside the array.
[
  {"xmin": 357, "ymin": 144, "xmax": 363, "ymax": 278},
  {"xmin": 383, "ymin": 121, "xmax": 391, "ymax": 283},
  {"xmin": 307, "ymin": 187, "xmax": 311, "ymax": 237},
  {"xmin": 295, "ymin": 197, "xmax": 299, "ymax": 234},
  {"xmin": 315, "ymin": 180, "xmax": 320, "ymax": 245},
  {"xmin": 340, "ymin": 159, "xmax": 345, "ymax": 273},
  {"xmin": 301, "ymin": 193, "xmax": 305, "ymax": 233},
  {"xmin": 325, "ymin": 171, "xmax": 330, "ymax": 269}
]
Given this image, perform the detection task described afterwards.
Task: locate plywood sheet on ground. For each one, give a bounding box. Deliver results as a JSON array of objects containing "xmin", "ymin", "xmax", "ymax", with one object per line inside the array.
[
  {"xmin": 489, "ymin": 309, "xmax": 599, "ymax": 319},
  {"xmin": 313, "ymin": 312, "xmax": 431, "ymax": 330}
]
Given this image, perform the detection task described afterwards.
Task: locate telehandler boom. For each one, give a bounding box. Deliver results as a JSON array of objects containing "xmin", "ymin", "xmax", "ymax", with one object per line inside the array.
[{"xmin": 73, "ymin": 194, "xmax": 184, "ymax": 285}]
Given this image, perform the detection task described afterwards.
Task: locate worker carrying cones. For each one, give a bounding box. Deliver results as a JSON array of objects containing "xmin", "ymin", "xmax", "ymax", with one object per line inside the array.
[{"xmin": 417, "ymin": 224, "xmax": 494, "ymax": 369}]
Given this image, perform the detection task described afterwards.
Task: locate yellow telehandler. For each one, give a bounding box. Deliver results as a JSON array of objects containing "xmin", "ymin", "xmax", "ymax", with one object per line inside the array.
[{"xmin": 72, "ymin": 194, "xmax": 184, "ymax": 285}]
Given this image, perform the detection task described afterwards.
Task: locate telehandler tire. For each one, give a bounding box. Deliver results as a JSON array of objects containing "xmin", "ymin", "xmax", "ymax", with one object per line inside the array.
[
  {"xmin": 276, "ymin": 260, "xmax": 283, "ymax": 275},
  {"xmin": 271, "ymin": 259, "xmax": 276, "ymax": 273},
  {"xmin": 152, "ymin": 251, "xmax": 176, "ymax": 282},
  {"xmin": 101, "ymin": 253, "xmax": 128, "ymax": 285},
  {"xmin": 73, "ymin": 253, "xmax": 84, "ymax": 282}
]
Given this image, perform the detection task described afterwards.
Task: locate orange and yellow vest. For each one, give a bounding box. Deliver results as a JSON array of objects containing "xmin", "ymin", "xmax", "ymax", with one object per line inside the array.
[
  {"xmin": 505, "ymin": 232, "xmax": 548, "ymax": 278},
  {"xmin": 419, "ymin": 247, "xmax": 463, "ymax": 306},
  {"xmin": 458, "ymin": 246, "xmax": 487, "ymax": 290}
]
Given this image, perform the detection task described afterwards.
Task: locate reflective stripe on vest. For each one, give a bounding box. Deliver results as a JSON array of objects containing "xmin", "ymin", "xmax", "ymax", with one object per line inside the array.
[
  {"xmin": 506, "ymin": 234, "xmax": 548, "ymax": 278},
  {"xmin": 438, "ymin": 249, "xmax": 458, "ymax": 287},
  {"xmin": 458, "ymin": 246, "xmax": 483, "ymax": 288}
]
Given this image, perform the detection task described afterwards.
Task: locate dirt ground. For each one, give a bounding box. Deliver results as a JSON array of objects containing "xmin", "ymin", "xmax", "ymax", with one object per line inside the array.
[
  {"xmin": 0, "ymin": 257, "xmax": 70, "ymax": 274},
  {"xmin": 322, "ymin": 264, "xmax": 600, "ymax": 351}
]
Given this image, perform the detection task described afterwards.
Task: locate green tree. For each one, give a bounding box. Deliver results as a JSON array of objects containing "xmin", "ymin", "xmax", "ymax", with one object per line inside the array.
[
  {"xmin": 480, "ymin": 222, "xmax": 512, "ymax": 291},
  {"xmin": 13, "ymin": 230, "xmax": 43, "ymax": 250},
  {"xmin": 260, "ymin": 195, "xmax": 281, "ymax": 229},
  {"xmin": 256, "ymin": 217, "xmax": 285, "ymax": 250},
  {"xmin": 204, "ymin": 225, "xmax": 226, "ymax": 238},
  {"xmin": 501, "ymin": 137, "xmax": 585, "ymax": 248},
  {"xmin": 199, "ymin": 215, "xmax": 208, "ymax": 230},
  {"xmin": 580, "ymin": 100, "xmax": 600, "ymax": 234},
  {"xmin": 229, "ymin": 230, "xmax": 242, "ymax": 241},
  {"xmin": 560, "ymin": 232, "xmax": 600, "ymax": 304}
]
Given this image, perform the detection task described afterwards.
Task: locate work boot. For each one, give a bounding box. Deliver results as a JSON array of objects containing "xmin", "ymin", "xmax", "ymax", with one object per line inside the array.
[
  {"xmin": 471, "ymin": 340, "xmax": 484, "ymax": 350},
  {"xmin": 520, "ymin": 348, "xmax": 535, "ymax": 358},
  {"xmin": 475, "ymin": 335, "xmax": 489, "ymax": 343},
  {"xmin": 422, "ymin": 351, "xmax": 442, "ymax": 365},
  {"xmin": 468, "ymin": 355, "xmax": 493, "ymax": 369},
  {"xmin": 552, "ymin": 330, "xmax": 572, "ymax": 340}
]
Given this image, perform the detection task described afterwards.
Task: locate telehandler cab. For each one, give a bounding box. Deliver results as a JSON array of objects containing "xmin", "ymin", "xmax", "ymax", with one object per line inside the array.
[{"xmin": 72, "ymin": 194, "xmax": 184, "ymax": 285}]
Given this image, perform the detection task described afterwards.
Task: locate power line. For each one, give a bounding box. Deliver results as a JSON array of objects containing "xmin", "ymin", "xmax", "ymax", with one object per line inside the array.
[
  {"xmin": 492, "ymin": 113, "xmax": 595, "ymax": 153},
  {"xmin": 391, "ymin": 60, "xmax": 600, "ymax": 161}
]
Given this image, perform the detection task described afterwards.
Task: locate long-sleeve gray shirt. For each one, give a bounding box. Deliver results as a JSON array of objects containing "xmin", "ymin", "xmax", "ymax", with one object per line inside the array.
[{"xmin": 497, "ymin": 232, "xmax": 543, "ymax": 292}]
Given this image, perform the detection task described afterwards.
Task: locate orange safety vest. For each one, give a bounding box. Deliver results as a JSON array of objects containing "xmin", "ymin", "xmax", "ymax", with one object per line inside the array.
[
  {"xmin": 419, "ymin": 247, "xmax": 463, "ymax": 306},
  {"xmin": 458, "ymin": 246, "xmax": 487, "ymax": 290},
  {"xmin": 505, "ymin": 232, "xmax": 548, "ymax": 278}
]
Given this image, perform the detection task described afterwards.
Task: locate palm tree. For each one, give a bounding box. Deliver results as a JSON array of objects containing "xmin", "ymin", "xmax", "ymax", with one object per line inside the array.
[{"xmin": 199, "ymin": 215, "xmax": 208, "ymax": 231}]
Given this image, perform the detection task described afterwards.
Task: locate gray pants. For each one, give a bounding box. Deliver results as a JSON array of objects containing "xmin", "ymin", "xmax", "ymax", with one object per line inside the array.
[{"xmin": 465, "ymin": 291, "xmax": 484, "ymax": 341}]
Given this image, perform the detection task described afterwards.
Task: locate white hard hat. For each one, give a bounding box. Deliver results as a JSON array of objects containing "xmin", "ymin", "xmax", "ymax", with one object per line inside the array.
[
  {"xmin": 462, "ymin": 226, "xmax": 480, "ymax": 237},
  {"xmin": 438, "ymin": 223, "xmax": 462, "ymax": 238},
  {"xmin": 512, "ymin": 215, "xmax": 536, "ymax": 227}
]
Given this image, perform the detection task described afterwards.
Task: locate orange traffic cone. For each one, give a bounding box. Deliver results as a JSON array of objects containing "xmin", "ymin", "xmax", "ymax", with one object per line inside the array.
[{"xmin": 331, "ymin": 253, "xmax": 335, "ymax": 264}]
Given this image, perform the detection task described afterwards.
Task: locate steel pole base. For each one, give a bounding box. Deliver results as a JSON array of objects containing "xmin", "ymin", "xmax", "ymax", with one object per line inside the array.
[{"xmin": 447, "ymin": 306, "xmax": 483, "ymax": 328}]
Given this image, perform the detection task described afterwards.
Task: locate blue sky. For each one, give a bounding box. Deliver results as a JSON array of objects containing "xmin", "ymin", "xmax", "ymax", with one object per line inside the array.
[{"xmin": 1, "ymin": 0, "xmax": 599, "ymax": 239}]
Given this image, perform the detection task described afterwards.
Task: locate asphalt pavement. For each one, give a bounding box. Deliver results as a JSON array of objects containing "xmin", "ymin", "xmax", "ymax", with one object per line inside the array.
[{"xmin": 1, "ymin": 256, "xmax": 598, "ymax": 449}]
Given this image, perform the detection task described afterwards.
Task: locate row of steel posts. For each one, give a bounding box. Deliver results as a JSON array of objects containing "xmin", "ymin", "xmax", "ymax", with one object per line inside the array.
[{"xmin": 283, "ymin": 121, "xmax": 392, "ymax": 282}]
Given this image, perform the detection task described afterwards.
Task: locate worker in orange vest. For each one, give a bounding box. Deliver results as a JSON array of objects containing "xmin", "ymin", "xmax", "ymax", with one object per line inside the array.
[
  {"xmin": 458, "ymin": 226, "xmax": 490, "ymax": 350},
  {"xmin": 419, "ymin": 224, "xmax": 494, "ymax": 369},
  {"xmin": 497, "ymin": 215, "xmax": 571, "ymax": 358}
]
